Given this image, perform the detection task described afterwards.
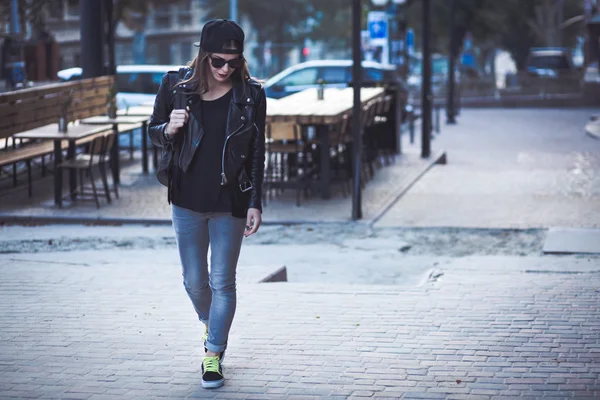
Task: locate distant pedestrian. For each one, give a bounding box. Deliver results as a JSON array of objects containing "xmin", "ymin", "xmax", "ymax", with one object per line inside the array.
[{"xmin": 148, "ymin": 19, "xmax": 266, "ymax": 389}]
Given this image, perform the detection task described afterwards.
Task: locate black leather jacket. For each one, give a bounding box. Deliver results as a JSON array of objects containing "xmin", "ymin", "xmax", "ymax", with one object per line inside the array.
[{"xmin": 148, "ymin": 68, "xmax": 266, "ymax": 217}]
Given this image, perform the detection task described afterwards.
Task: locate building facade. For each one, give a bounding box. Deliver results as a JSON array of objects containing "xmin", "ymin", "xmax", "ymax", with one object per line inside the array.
[{"xmin": 45, "ymin": 0, "xmax": 208, "ymax": 69}]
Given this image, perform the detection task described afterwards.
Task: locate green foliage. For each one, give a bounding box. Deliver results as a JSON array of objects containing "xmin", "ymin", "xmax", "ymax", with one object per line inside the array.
[
  {"xmin": 201, "ymin": 0, "xmax": 314, "ymax": 72},
  {"xmin": 406, "ymin": 0, "xmax": 584, "ymax": 70},
  {"xmin": 198, "ymin": 0, "xmax": 586, "ymax": 73}
]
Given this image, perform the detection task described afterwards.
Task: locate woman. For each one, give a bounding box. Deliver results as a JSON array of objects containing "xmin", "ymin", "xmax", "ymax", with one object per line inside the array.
[{"xmin": 148, "ymin": 19, "xmax": 266, "ymax": 389}]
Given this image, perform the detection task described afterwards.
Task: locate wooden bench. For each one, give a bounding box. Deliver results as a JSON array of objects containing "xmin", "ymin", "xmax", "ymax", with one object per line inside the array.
[{"xmin": 0, "ymin": 76, "xmax": 115, "ymax": 196}]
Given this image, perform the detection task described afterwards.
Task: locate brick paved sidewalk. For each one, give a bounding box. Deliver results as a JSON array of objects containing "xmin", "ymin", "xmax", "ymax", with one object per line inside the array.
[{"xmin": 1, "ymin": 251, "xmax": 599, "ymax": 399}]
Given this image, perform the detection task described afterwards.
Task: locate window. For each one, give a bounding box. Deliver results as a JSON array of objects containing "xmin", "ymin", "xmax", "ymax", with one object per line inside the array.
[
  {"xmin": 117, "ymin": 72, "xmax": 165, "ymax": 95},
  {"xmin": 150, "ymin": 73, "xmax": 164, "ymax": 94},
  {"xmin": 47, "ymin": 0, "xmax": 64, "ymax": 20},
  {"xmin": 175, "ymin": 0, "xmax": 192, "ymax": 26},
  {"xmin": 348, "ymin": 68, "xmax": 385, "ymax": 83},
  {"xmin": 528, "ymin": 55, "xmax": 570, "ymax": 70},
  {"xmin": 178, "ymin": 14, "xmax": 192, "ymax": 26},
  {"xmin": 155, "ymin": 15, "xmax": 171, "ymax": 29},
  {"xmin": 154, "ymin": 4, "xmax": 172, "ymax": 29},
  {"xmin": 66, "ymin": 0, "xmax": 79, "ymax": 17},
  {"xmin": 320, "ymin": 67, "xmax": 348, "ymax": 84},
  {"xmin": 278, "ymin": 68, "xmax": 318, "ymax": 87}
]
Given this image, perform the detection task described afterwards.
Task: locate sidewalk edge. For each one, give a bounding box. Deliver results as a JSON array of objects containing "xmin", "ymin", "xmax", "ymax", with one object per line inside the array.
[{"xmin": 368, "ymin": 150, "xmax": 447, "ymax": 227}]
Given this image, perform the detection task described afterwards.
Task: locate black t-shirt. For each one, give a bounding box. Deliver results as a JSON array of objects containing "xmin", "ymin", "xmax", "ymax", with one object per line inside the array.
[{"xmin": 172, "ymin": 90, "xmax": 233, "ymax": 213}]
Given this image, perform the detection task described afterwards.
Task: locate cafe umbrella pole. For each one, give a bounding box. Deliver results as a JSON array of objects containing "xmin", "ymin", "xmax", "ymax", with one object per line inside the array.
[{"xmin": 352, "ymin": 0, "xmax": 363, "ymax": 220}]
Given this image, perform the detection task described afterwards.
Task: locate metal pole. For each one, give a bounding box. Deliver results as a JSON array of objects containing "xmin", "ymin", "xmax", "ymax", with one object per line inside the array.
[
  {"xmin": 230, "ymin": 0, "xmax": 238, "ymax": 22},
  {"xmin": 10, "ymin": 0, "xmax": 20, "ymax": 34},
  {"xmin": 446, "ymin": 0, "xmax": 457, "ymax": 124},
  {"xmin": 106, "ymin": 0, "xmax": 116, "ymax": 75},
  {"xmin": 80, "ymin": 0, "xmax": 105, "ymax": 78},
  {"xmin": 352, "ymin": 0, "xmax": 362, "ymax": 221},
  {"xmin": 421, "ymin": 0, "xmax": 432, "ymax": 158}
]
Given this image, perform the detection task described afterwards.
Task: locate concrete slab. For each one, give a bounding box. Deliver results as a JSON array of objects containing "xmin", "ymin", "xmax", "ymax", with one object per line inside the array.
[
  {"xmin": 543, "ymin": 227, "xmax": 600, "ymax": 254},
  {"xmin": 586, "ymin": 119, "xmax": 600, "ymax": 140}
]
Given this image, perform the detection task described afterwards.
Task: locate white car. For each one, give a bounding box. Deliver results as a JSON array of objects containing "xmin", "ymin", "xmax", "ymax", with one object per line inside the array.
[
  {"xmin": 263, "ymin": 60, "xmax": 402, "ymax": 99},
  {"xmin": 57, "ymin": 65, "xmax": 184, "ymax": 109}
]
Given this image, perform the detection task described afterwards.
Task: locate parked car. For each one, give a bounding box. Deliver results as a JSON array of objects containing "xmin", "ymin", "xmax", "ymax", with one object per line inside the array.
[
  {"xmin": 263, "ymin": 60, "xmax": 404, "ymax": 99},
  {"xmin": 525, "ymin": 48, "xmax": 575, "ymax": 79},
  {"xmin": 57, "ymin": 65, "xmax": 183, "ymax": 109}
]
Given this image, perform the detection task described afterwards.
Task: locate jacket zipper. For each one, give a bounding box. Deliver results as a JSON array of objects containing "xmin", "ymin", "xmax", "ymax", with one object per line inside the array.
[{"xmin": 221, "ymin": 123, "xmax": 246, "ymax": 185}]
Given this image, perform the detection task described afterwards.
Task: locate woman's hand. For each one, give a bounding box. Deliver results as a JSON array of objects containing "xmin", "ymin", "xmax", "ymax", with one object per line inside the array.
[
  {"xmin": 165, "ymin": 108, "xmax": 189, "ymax": 137},
  {"xmin": 244, "ymin": 208, "xmax": 262, "ymax": 237}
]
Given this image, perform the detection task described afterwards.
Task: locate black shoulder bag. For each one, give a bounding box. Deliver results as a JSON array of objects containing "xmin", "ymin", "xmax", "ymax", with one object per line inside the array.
[{"xmin": 157, "ymin": 67, "xmax": 188, "ymax": 205}]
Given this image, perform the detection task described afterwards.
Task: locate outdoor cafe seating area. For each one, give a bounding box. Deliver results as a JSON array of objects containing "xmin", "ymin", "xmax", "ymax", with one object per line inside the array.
[{"xmin": 0, "ymin": 77, "xmax": 401, "ymax": 211}]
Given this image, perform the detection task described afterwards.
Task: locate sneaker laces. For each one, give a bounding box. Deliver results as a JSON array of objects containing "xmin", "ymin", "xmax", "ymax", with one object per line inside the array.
[{"xmin": 203, "ymin": 356, "xmax": 221, "ymax": 373}]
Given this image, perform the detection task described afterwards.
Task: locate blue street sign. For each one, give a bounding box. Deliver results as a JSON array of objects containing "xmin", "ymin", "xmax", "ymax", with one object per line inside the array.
[
  {"xmin": 369, "ymin": 20, "xmax": 387, "ymax": 40},
  {"xmin": 406, "ymin": 28, "xmax": 414, "ymax": 52},
  {"xmin": 368, "ymin": 11, "xmax": 388, "ymax": 42},
  {"xmin": 461, "ymin": 53, "xmax": 475, "ymax": 68}
]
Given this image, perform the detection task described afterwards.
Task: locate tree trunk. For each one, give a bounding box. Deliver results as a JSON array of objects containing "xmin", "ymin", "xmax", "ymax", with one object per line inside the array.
[{"xmin": 275, "ymin": 9, "xmax": 286, "ymax": 74}]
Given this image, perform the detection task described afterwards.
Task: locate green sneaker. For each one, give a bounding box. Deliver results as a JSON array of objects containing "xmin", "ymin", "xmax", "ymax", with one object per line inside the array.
[
  {"xmin": 202, "ymin": 325, "xmax": 225, "ymax": 364},
  {"xmin": 201, "ymin": 356, "xmax": 224, "ymax": 389}
]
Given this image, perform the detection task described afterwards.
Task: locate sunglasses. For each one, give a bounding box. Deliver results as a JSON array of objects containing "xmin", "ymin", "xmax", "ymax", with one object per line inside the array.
[{"xmin": 210, "ymin": 56, "xmax": 245, "ymax": 69}]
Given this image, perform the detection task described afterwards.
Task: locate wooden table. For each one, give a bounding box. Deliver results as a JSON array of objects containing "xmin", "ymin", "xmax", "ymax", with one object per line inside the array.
[
  {"xmin": 266, "ymin": 87, "xmax": 385, "ymax": 199},
  {"xmin": 80, "ymin": 115, "xmax": 151, "ymax": 177},
  {"xmin": 14, "ymin": 123, "xmax": 113, "ymax": 207}
]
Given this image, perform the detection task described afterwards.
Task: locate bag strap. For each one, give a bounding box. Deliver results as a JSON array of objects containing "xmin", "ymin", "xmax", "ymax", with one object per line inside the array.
[
  {"xmin": 165, "ymin": 67, "xmax": 188, "ymax": 206},
  {"xmin": 168, "ymin": 67, "xmax": 189, "ymax": 109}
]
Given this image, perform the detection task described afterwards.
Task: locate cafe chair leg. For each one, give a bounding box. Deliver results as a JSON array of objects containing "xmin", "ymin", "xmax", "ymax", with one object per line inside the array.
[
  {"xmin": 79, "ymin": 169, "xmax": 85, "ymax": 196},
  {"xmin": 99, "ymin": 163, "xmax": 111, "ymax": 203},
  {"xmin": 130, "ymin": 130, "xmax": 134, "ymax": 160},
  {"xmin": 89, "ymin": 168, "xmax": 101, "ymax": 209}
]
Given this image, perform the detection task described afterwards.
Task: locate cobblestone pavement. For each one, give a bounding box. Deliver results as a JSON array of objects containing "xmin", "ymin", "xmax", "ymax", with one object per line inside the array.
[
  {"xmin": 378, "ymin": 108, "xmax": 600, "ymax": 229},
  {"xmin": 1, "ymin": 244, "xmax": 599, "ymax": 399}
]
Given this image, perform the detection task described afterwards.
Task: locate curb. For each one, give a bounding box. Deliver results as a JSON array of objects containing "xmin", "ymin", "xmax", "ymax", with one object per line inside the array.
[
  {"xmin": 0, "ymin": 214, "xmax": 368, "ymax": 227},
  {"xmin": 0, "ymin": 214, "xmax": 173, "ymax": 226},
  {"xmin": 258, "ymin": 266, "xmax": 288, "ymax": 283},
  {"xmin": 0, "ymin": 213, "xmax": 368, "ymax": 226},
  {"xmin": 368, "ymin": 150, "xmax": 447, "ymax": 227},
  {"xmin": 585, "ymin": 121, "xmax": 600, "ymax": 140}
]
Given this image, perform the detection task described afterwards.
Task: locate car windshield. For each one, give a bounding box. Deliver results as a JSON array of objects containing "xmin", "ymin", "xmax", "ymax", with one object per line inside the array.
[{"xmin": 528, "ymin": 55, "xmax": 570, "ymax": 69}]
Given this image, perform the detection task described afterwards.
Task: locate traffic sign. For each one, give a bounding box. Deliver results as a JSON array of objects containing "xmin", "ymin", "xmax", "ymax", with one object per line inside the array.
[{"xmin": 368, "ymin": 12, "xmax": 388, "ymax": 42}]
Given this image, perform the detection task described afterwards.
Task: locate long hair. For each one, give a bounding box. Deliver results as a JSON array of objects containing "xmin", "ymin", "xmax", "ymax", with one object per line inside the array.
[{"xmin": 176, "ymin": 41, "xmax": 251, "ymax": 94}]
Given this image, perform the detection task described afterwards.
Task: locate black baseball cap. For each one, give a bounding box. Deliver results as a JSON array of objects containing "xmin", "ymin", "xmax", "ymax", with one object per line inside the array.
[{"xmin": 194, "ymin": 19, "xmax": 245, "ymax": 54}]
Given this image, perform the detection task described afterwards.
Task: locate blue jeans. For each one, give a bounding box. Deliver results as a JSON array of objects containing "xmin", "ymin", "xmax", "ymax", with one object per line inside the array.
[{"xmin": 171, "ymin": 205, "xmax": 246, "ymax": 353}]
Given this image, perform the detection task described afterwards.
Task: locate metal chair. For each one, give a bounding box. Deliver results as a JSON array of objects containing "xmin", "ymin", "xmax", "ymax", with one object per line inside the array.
[
  {"xmin": 264, "ymin": 122, "xmax": 314, "ymax": 207},
  {"xmin": 58, "ymin": 135, "xmax": 106, "ymax": 208}
]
